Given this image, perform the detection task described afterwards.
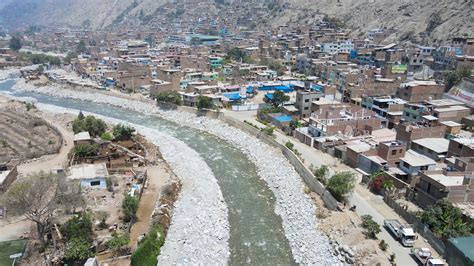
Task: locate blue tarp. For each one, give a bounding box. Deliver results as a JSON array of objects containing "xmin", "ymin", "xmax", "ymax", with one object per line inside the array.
[
  {"xmin": 311, "ymin": 84, "xmax": 323, "ymax": 91},
  {"xmin": 264, "ymin": 93, "xmax": 273, "ymax": 100},
  {"xmin": 223, "ymin": 92, "xmax": 241, "ymax": 101},
  {"xmin": 258, "ymin": 85, "xmax": 294, "ymax": 93},
  {"xmin": 246, "ymin": 86, "xmax": 255, "ymax": 94}
]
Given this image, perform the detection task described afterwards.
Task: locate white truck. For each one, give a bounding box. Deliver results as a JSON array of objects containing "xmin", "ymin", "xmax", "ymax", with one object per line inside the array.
[
  {"xmin": 412, "ymin": 248, "xmax": 445, "ymax": 265},
  {"xmin": 384, "ymin": 219, "xmax": 416, "ymax": 247}
]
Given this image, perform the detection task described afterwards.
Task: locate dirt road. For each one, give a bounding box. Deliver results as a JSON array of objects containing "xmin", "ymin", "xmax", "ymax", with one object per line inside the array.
[
  {"xmin": 128, "ymin": 164, "xmax": 173, "ymax": 249},
  {"xmin": 17, "ymin": 114, "xmax": 74, "ymax": 176}
]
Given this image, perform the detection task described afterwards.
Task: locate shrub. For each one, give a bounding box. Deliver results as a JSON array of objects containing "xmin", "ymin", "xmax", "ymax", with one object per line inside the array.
[
  {"xmin": 285, "ymin": 141, "xmax": 294, "ymax": 150},
  {"xmin": 379, "ymin": 240, "xmax": 388, "ymax": 251},
  {"xmin": 131, "ymin": 225, "xmax": 165, "ymax": 266},
  {"xmin": 361, "ymin": 215, "xmax": 381, "ymax": 239},
  {"xmin": 261, "ymin": 126, "xmax": 274, "ymax": 136},
  {"xmin": 326, "ymin": 171, "xmax": 356, "ymax": 202},
  {"xmin": 106, "ymin": 232, "xmax": 129, "ymax": 252},
  {"xmin": 64, "ymin": 237, "xmax": 94, "ymax": 261},
  {"xmin": 122, "ymin": 194, "xmax": 139, "ymax": 222},
  {"xmin": 100, "ymin": 132, "xmax": 113, "ymax": 141},
  {"xmin": 313, "ymin": 165, "xmax": 329, "ymax": 184}
]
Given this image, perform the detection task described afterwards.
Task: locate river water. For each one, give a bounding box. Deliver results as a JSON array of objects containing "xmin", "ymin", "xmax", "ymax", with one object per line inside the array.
[{"xmin": 0, "ymin": 80, "xmax": 296, "ymax": 265}]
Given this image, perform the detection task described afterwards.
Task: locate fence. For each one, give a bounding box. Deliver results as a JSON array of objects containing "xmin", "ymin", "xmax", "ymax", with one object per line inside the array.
[{"xmin": 383, "ymin": 195, "xmax": 446, "ymax": 256}]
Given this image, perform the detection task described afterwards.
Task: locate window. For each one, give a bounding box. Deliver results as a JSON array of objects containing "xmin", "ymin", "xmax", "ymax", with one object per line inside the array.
[
  {"xmin": 304, "ymin": 107, "xmax": 309, "ymax": 110},
  {"xmin": 420, "ymin": 166, "xmax": 428, "ymax": 171},
  {"xmin": 305, "ymin": 99, "xmax": 309, "ymax": 102},
  {"xmin": 403, "ymin": 161, "xmax": 410, "ymax": 168},
  {"xmin": 392, "ymin": 150, "xmax": 397, "ymax": 155},
  {"xmin": 90, "ymin": 180, "xmax": 101, "ymax": 186}
]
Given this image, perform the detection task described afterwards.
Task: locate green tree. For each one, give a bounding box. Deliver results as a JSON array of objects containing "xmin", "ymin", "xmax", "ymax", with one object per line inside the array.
[
  {"xmin": 64, "ymin": 237, "xmax": 94, "ymax": 261},
  {"xmin": 289, "ymin": 120, "xmax": 301, "ymax": 131},
  {"xmin": 113, "ymin": 124, "xmax": 136, "ymax": 141},
  {"xmin": 361, "ymin": 215, "xmax": 381, "ymax": 239},
  {"xmin": 122, "ymin": 194, "xmax": 139, "ymax": 222},
  {"xmin": 77, "ymin": 40, "xmax": 87, "ymax": 53},
  {"xmin": 107, "ymin": 232, "xmax": 129, "ymax": 253},
  {"xmin": 270, "ymin": 90, "xmax": 290, "ymax": 108},
  {"xmin": 61, "ymin": 213, "xmax": 93, "ymax": 242},
  {"xmin": 72, "ymin": 115, "xmax": 107, "ymax": 137},
  {"xmin": 420, "ymin": 200, "xmax": 473, "ymax": 240},
  {"xmin": 155, "ymin": 90, "xmax": 182, "ymax": 105},
  {"xmin": 9, "ymin": 36, "xmax": 22, "ymax": 51},
  {"xmin": 131, "ymin": 225, "xmax": 165, "ymax": 266},
  {"xmin": 313, "ymin": 165, "xmax": 329, "ymax": 184},
  {"xmin": 326, "ymin": 171, "xmax": 356, "ymax": 202},
  {"xmin": 444, "ymin": 67, "xmax": 472, "ymax": 90},
  {"xmin": 196, "ymin": 96, "xmax": 214, "ymax": 110}
]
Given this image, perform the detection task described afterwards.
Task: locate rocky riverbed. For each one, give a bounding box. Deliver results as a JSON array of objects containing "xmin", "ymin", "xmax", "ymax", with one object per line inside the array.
[{"xmin": 9, "ymin": 77, "xmax": 338, "ymax": 264}]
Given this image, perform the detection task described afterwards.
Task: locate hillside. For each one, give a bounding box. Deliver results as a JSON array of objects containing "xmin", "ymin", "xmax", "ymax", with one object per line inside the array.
[{"xmin": 0, "ymin": 0, "xmax": 472, "ymax": 42}]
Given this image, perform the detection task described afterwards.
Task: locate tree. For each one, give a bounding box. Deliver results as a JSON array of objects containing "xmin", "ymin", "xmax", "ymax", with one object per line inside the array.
[
  {"xmin": 72, "ymin": 114, "xmax": 107, "ymax": 137},
  {"xmin": 77, "ymin": 40, "xmax": 87, "ymax": 53},
  {"xmin": 444, "ymin": 67, "xmax": 472, "ymax": 90},
  {"xmin": 122, "ymin": 194, "xmax": 139, "ymax": 222},
  {"xmin": 196, "ymin": 96, "xmax": 214, "ymax": 110},
  {"xmin": 270, "ymin": 90, "xmax": 290, "ymax": 108},
  {"xmin": 113, "ymin": 124, "xmax": 136, "ymax": 141},
  {"xmin": 3, "ymin": 172, "xmax": 57, "ymax": 246},
  {"xmin": 361, "ymin": 215, "xmax": 381, "ymax": 239},
  {"xmin": 155, "ymin": 90, "xmax": 182, "ymax": 105},
  {"xmin": 131, "ymin": 225, "xmax": 165, "ymax": 266},
  {"xmin": 289, "ymin": 120, "xmax": 301, "ymax": 131},
  {"xmin": 326, "ymin": 171, "xmax": 356, "ymax": 202},
  {"xmin": 9, "ymin": 36, "xmax": 22, "ymax": 51},
  {"xmin": 420, "ymin": 200, "xmax": 473, "ymax": 240},
  {"xmin": 61, "ymin": 213, "xmax": 93, "ymax": 242},
  {"xmin": 64, "ymin": 237, "xmax": 94, "ymax": 261},
  {"xmin": 100, "ymin": 132, "xmax": 113, "ymax": 141}
]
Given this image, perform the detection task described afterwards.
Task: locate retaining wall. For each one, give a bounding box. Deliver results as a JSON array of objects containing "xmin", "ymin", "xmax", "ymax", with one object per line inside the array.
[{"xmin": 157, "ymin": 103, "xmax": 340, "ymax": 210}]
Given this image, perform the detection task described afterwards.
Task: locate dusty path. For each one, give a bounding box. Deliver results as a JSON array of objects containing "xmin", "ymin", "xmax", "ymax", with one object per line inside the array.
[
  {"xmin": 17, "ymin": 114, "xmax": 74, "ymax": 176},
  {"xmin": 129, "ymin": 164, "xmax": 173, "ymax": 249}
]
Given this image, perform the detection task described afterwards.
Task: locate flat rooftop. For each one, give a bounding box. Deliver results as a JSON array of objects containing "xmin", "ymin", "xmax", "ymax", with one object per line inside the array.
[
  {"xmin": 412, "ymin": 138, "xmax": 449, "ymax": 154},
  {"xmin": 426, "ymin": 173, "xmax": 465, "ymax": 187},
  {"xmin": 400, "ymin": 150, "xmax": 436, "ymax": 167},
  {"xmin": 69, "ymin": 163, "xmax": 108, "ymax": 180}
]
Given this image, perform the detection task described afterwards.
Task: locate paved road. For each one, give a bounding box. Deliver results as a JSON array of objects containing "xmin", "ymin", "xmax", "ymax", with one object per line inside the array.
[{"xmin": 224, "ymin": 110, "xmax": 419, "ymax": 265}]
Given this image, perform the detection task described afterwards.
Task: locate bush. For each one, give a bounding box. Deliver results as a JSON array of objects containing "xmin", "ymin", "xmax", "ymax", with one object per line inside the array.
[
  {"xmin": 106, "ymin": 232, "xmax": 129, "ymax": 252},
  {"xmin": 100, "ymin": 132, "xmax": 113, "ymax": 141},
  {"xmin": 113, "ymin": 124, "xmax": 135, "ymax": 141},
  {"xmin": 326, "ymin": 172, "xmax": 356, "ymax": 202},
  {"xmin": 122, "ymin": 194, "xmax": 139, "ymax": 222},
  {"xmin": 285, "ymin": 141, "xmax": 294, "ymax": 150},
  {"xmin": 131, "ymin": 225, "xmax": 165, "ymax": 266},
  {"xmin": 313, "ymin": 165, "xmax": 329, "ymax": 184},
  {"xmin": 361, "ymin": 215, "xmax": 381, "ymax": 239},
  {"xmin": 261, "ymin": 126, "xmax": 274, "ymax": 136},
  {"xmin": 379, "ymin": 240, "xmax": 388, "ymax": 251}
]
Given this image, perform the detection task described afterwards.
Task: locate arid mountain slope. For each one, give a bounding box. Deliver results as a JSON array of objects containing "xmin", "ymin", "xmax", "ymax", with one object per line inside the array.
[{"xmin": 0, "ymin": 0, "xmax": 472, "ymax": 41}]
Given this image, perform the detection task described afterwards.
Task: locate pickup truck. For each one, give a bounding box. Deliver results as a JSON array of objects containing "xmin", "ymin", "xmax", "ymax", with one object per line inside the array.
[
  {"xmin": 384, "ymin": 219, "xmax": 416, "ymax": 247},
  {"xmin": 411, "ymin": 248, "xmax": 445, "ymax": 266}
]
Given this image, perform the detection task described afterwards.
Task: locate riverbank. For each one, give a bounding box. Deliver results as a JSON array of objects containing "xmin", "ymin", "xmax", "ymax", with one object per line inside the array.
[{"xmin": 8, "ymin": 77, "xmax": 338, "ymax": 264}]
